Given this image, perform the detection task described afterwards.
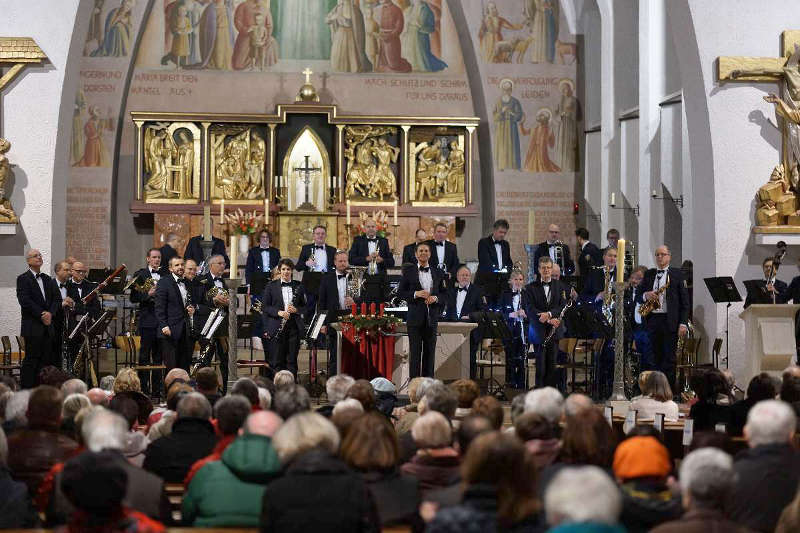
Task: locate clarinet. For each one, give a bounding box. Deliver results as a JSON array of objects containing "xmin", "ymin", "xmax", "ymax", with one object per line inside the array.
[
  {"xmin": 542, "ymin": 296, "xmax": 573, "ymax": 348},
  {"xmin": 271, "ymin": 283, "xmax": 301, "ymax": 341},
  {"xmin": 61, "ymin": 304, "xmax": 72, "ymax": 374}
]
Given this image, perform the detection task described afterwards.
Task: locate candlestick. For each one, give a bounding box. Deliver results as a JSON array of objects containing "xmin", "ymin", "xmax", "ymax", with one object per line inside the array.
[
  {"xmin": 393, "ymin": 200, "xmax": 398, "ymax": 226},
  {"xmin": 392, "ymin": 223, "xmax": 400, "ymax": 255},
  {"xmin": 203, "ymin": 205, "xmax": 211, "ymax": 239},
  {"xmin": 230, "ymin": 234, "xmax": 238, "ymax": 278},
  {"xmin": 220, "ymin": 199, "xmax": 225, "ymax": 224},
  {"xmin": 616, "ymin": 239, "xmax": 625, "ymax": 283},
  {"xmin": 346, "ymin": 200, "xmax": 351, "ymax": 225}
]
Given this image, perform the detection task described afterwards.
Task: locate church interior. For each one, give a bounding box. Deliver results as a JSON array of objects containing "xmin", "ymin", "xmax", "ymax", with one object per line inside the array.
[{"xmin": 3, "ymin": 0, "xmax": 800, "ymax": 531}]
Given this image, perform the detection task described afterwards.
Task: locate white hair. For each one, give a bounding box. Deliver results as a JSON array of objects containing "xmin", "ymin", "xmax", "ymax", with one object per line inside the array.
[
  {"xmin": 332, "ymin": 397, "xmax": 363, "ymax": 417},
  {"xmin": 258, "ymin": 387, "xmax": 272, "ymax": 410},
  {"xmin": 545, "ymin": 466, "xmax": 622, "ymax": 526},
  {"xmin": 274, "ymin": 370, "xmax": 295, "ymax": 389},
  {"xmin": 62, "ymin": 393, "xmax": 91, "ymax": 420},
  {"xmin": 524, "ymin": 387, "xmax": 564, "ymax": 424},
  {"xmin": 411, "ymin": 411, "xmax": 452, "ymax": 449},
  {"xmin": 61, "ymin": 378, "xmax": 88, "ymax": 396},
  {"xmin": 272, "ymin": 412, "xmax": 340, "ymax": 463},
  {"xmin": 0, "ymin": 427, "xmax": 7, "ymax": 467},
  {"xmin": 177, "ymin": 392, "xmax": 212, "ymax": 419},
  {"xmin": 99, "ymin": 375, "xmax": 116, "ymax": 391},
  {"xmin": 326, "ymin": 374, "xmax": 355, "ymax": 404},
  {"xmin": 5, "ymin": 390, "xmax": 31, "ymax": 425},
  {"xmin": 745, "ymin": 399, "xmax": 796, "ymax": 446},
  {"xmin": 679, "ymin": 448, "xmax": 735, "ymax": 508},
  {"xmin": 564, "ymin": 393, "xmax": 594, "ymax": 417},
  {"xmin": 82, "ymin": 408, "xmax": 129, "ymax": 452}
]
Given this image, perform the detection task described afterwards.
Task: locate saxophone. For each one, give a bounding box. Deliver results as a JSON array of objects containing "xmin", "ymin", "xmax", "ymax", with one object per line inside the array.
[
  {"xmin": 640, "ymin": 277, "xmax": 670, "ymax": 317},
  {"xmin": 601, "ymin": 268, "xmax": 614, "ymax": 324}
]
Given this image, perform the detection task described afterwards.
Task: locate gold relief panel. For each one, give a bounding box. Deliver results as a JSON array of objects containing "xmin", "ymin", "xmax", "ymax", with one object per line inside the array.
[
  {"xmin": 343, "ymin": 125, "xmax": 400, "ymax": 206},
  {"xmin": 279, "ymin": 214, "xmax": 339, "ymax": 259},
  {"xmin": 210, "ymin": 124, "xmax": 267, "ymax": 204},
  {"xmin": 143, "ymin": 122, "xmax": 201, "ymax": 204},
  {"xmin": 408, "ymin": 127, "xmax": 467, "ymax": 208}
]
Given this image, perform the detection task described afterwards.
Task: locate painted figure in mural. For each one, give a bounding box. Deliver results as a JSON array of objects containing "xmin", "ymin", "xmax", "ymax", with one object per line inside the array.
[
  {"xmin": 171, "ymin": 5, "xmax": 193, "ymax": 68},
  {"xmin": 523, "ymin": 108, "xmax": 560, "ymax": 172},
  {"xmin": 401, "ymin": 0, "xmax": 447, "ymax": 72},
  {"xmin": 272, "ymin": 0, "xmax": 335, "ymax": 61},
  {"xmin": 85, "ymin": 0, "xmax": 105, "ymax": 54},
  {"xmin": 362, "ymin": 2, "xmax": 381, "ymax": 69},
  {"xmin": 176, "ymin": 131, "xmax": 194, "ymax": 199},
  {"xmin": 247, "ymin": 12, "xmax": 278, "ymax": 70},
  {"xmin": 193, "ymin": 0, "xmax": 235, "ymax": 70},
  {"xmin": 478, "ymin": 2, "xmax": 521, "ymax": 63},
  {"xmin": 75, "ymin": 107, "xmax": 109, "ymax": 168},
  {"xmin": 232, "ymin": 0, "xmax": 274, "ymax": 70},
  {"xmin": 371, "ymin": 137, "xmax": 399, "ymax": 201},
  {"xmin": 556, "ymin": 79, "xmax": 580, "ymax": 172},
  {"xmin": 493, "ymin": 79, "xmax": 524, "ymax": 171},
  {"xmin": 71, "ymin": 89, "xmax": 86, "ymax": 166},
  {"xmin": 327, "ymin": 0, "xmax": 372, "ymax": 73},
  {"xmin": 91, "ymin": 0, "xmax": 134, "ymax": 57},
  {"xmin": 526, "ymin": 0, "xmax": 559, "ymax": 64},
  {"xmin": 163, "ymin": 0, "xmax": 205, "ymax": 65},
  {"xmin": 375, "ymin": 0, "xmax": 412, "ymax": 73}
]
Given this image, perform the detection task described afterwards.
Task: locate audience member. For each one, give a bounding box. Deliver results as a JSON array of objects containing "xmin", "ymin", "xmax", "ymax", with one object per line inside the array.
[
  {"xmin": 471, "ymin": 395, "xmax": 504, "ymax": 430},
  {"xmin": 509, "ymin": 392, "xmax": 526, "ymax": 427},
  {"xmin": 3, "ymin": 389, "xmax": 30, "ymax": 434},
  {"xmin": 112, "ymin": 368, "xmax": 142, "ymax": 394},
  {"xmin": 272, "ymin": 383, "xmax": 311, "ymax": 420},
  {"xmin": 273, "ymin": 370, "xmax": 295, "ymax": 389},
  {"xmin": 524, "ymin": 387, "xmax": 564, "ymax": 427},
  {"xmin": 455, "ymin": 414, "xmax": 494, "ymax": 455},
  {"xmin": 0, "ymin": 375, "xmax": 17, "ymax": 392},
  {"xmin": 613, "ymin": 435, "xmax": 681, "ymax": 532},
  {"xmin": 147, "ymin": 383, "xmax": 192, "ymax": 441},
  {"xmin": 258, "ymin": 387, "xmax": 271, "ymax": 410},
  {"xmin": 109, "ymin": 394, "xmax": 148, "ymax": 467},
  {"xmin": 371, "ymin": 377, "xmax": 398, "ymax": 418},
  {"xmin": 395, "ymin": 377, "xmax": 437, "ymax": 435},
  {"xmin": 7, "ymin": 386, "xmax": 78, "ymax": 494},
  {"xmin": 779, "ymin": 374, "xmax": 800, "ymax": 418},
  {"xmin": 60, "ymin": 393, "xmax": 90, "ymax": 437},
  {"xmin": 400, "ymin": 382, "xmax": 458, "ymax": 462},
  {"xmin": 515, "ymin": 411, "xmax": 560, "ymax": 469},
  {"xmin": 38, "ymin": 366, "xmax": 70, "ymax": 389},
  {"xmin": 98, "ymin": 375, "xmax": 115, "ymax": 392},
  {"xmin": 252, "ymin": 375, "xmax": 276, "ymax": 397},
  {"xmin": 427, "ymin": 432, "xmax": 542, "ymax": 533},
  {"xmin": 347, "ymin": 379, "xmax": 377, "ymax": 412},
  {"xmin": 652, "ymin": 447, "xmax": 753, "ymax": 533},
  {"xmin": 545, "ymin": 465, "xmax": 624, "ymax": 532},
  {"xmin": 86, "ymin": 387, "xmax": 109, "ymax": 406},
  {"xmin": 629, "ymin": 371, "xmax": 680, "ymax": 421},
  {"xmin": 194, "ymin": 367, "xmax": 221, "ymax": 407},
  {"xmin": 318, "ymin": 374, "xmax": 355, "ymax": 417},
  {"xmin": 632, "ymin": 370, "xmax": 653, "ymax": 400},
  {"xmin": 340, "ymin": 411, "xmax": 422, "ymax": 529},
  {"xmin": 689, "ymin": 369, "xmax": 732, "ymax": 431},
  {"xmin": 401, "ymin": 412, "xmax": 460, "ymax": 495},
  {"xmin": 263, "ymin": 412, "xmax": 380, "ymax": 532},
  {"xmin": 163, "ymin": 368, "xmax": 190, "ymax": 396},
  {"xmin": 450, "ymin": 379, "xmax": 480, "ymax": 420},
  {"xmin": 183, "ymin": 411, "xmax": 283, "ymax": 527},
  {"xmin": 331, "ymin": 398, "xmax": 364, "ymax": 437},
  {"xmin": 564, "ymin": 393, "xmax": 594, "ymax": 418},
  {"xmin": 687, "ymin": 430, "xmax": 733, "ymax": 454},
  {"xmin": 230, "ymin": 377, "xmax": 260, "ymax": 410},
  {"xmin": 728, "ymin": 399, "xmax": 800, "ymax": 532},
  {"xmin": 60, "ymin": 379, "xmax": 87, "ymax": 397},
  {"xmin": 0, "ymin": 427, "xmax": 38, "ymax": 528},
  {"xmin": 729, "ymin": 373, "xmax": 776, "ymax": 436},
  {"xmin": 143, "ymin": 393, "xmax": 217, "ymax": 483}
]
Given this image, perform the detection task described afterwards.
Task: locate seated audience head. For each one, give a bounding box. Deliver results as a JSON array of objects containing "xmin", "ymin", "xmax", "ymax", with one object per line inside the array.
[
  {"xmin": 346, "ymin": 379, "xmax": 376, "ymax": 412},
  {"xmin": 166, "ymin": 383, "xmax": 193, "ymax": 411},
  {"xmin": 407, "ymin": 377, "xmax": 425, "ymax": 405},
  {"xmin": 564, "ymin": 393, "xmax": 594, "ymax": 418},
  {"xmin": 61, "ymin": 451, "xmax": 128, "ymax": 521},
  {"xmin": 678, "ymin": 447, "xmax": 735, "ymax": 510},
  {"xmin": 524, "ymin": 387, "xmax": 564, "ymax": 425},
  {"xmin": 176, "ymin": 392, "xmax": 212, "ymax": 420},
  {"xmin": 273, "ymin": 370, "xmax": 295, "ymax": 389},
  {"xmin": 326, "ymin": 374, "xmax": 355, "ymax": 405},
  {"xmin": 331, "ymin": 398, "xmax": 364, "ymax": 437},
  {"xmin": 253, "ymin": 376, "xmax": 276, "ymax": 397},
  {"xmin": 109, "ymin": 395, "xmax": 138, "ymax": 430},
  {"xmin": 411, "ymin": 411, "xmax": 452, "ymax": 449},
  {"xmin": 82, "ymin": 408, "xmax": 128, "ymax": 451},
  {"xmin": 0, "ymin": 375, "xmax": 17, "ymax": 392},
  {"xmin": 613, "ymin": 435, "xmax": 671, "ymax": 482},
  {"xmin": 112, "ymin": 368, "xmax": 141, "ymax": 394},
  {"xmin": 419, "ymin": 382, "xmax": 458, "ymax": 420},
  {"xmin": 5, "ymin": 390, "xmax": 31, "ymax": 427},
  {"xmin": 340, "ymin": 411, "xmax": 399, "ymax": 472},
  {"xmin": 691, "ymin": 369, "xmax": 729, "ymax": 404},
  {"xmin": 783, "ymin": 365, "xmax": 800, "ymax": 380},
  {"xmin": 744, "ymin": 399, "xmax": 796, "ymax": 447},
  {"xmin": 688, "ymin": 430, "xmax": 733, "ymax": 454},
  {"xmin": 721, "ymin": 368, "xmax": 736, "ymax": 394},
  {"xmin": 545, "ymin": 466, "xmax": 622, "ymax": 527},
  {"xmin": 781, "ymin": 375, "xmax": 800, "ymax": 404},
  {"xmin": 231, "ymin": 377, "xmax": 260, "ymax": 407},
  {"xmin": 38, "ymin": 366, "xmax": 70, "ymax": 389},
  {"xmin": 164, "ymin": 368, "xmax": 190, "ymax": 393},
  {"xmin": 272, "ymin": 383, "xmax": 311, "ymax": 420},
  {"xmin": 510, "ymin": 392, "xmax": 526, "ymax": 426},
  {"xmin": 414, "ymin": 377, "xmax": 439, "ymax": 406},
  {"xmin": 194, "ymin": 367, "xmax": 219, "ymax": 395},
  {"xmin": 27, "ymin": 385, "xmax": 63, "ymax": 429},
  {"xmin": 98, "ymin": 375, "xmax": 115, "ymax": 392},
  {"xmin": 273, "ymin": 411, "xmax": 340, "ymax": 463},
  {"xmin": 242, "ymin": 410, "xmax": 283, "ymax": 437},
  {"xmin": 215, "ymin": 395, "xmax": 252, "ymax": 436},
  {"xmin": 637, "ymin": 371, "xmax": 652, "ymax": 395},
  {"xmin": 450, "ymin": 379, "xmax": 480, "ymax": 410},
  {"xmin": 472, "ymin": 395, "xmax": 504, "ymax": 430},
  {"xmin": 72, "ymin": 406, "xmax": 100, "ymax": 445},
  {"xmin": 258, "ymin": 387, "xmax": 271, "ymax": 410},
  {"xmin": 560, "ymin": 407, "xmax": 617, "ymax": 468},
  {"xmin": 86, "ymin": 388, "xmax": 109, "ymax": 406},
  {"xmin": 456, "ymin": 414, "xmax": 493, "ymax": 454},
  {"xmin": 61, "ymin": 378, "xmax": 88, "ymax": 397},
  {"xmin": 62, "ymin": 393, "xmax": 90, "ymax": 421},
  {"xmin": 515, "ymin": 412, "xmax": 557, "ymax": 442},
  {"xmin": 646, "ymin": 371, "xmax": 673, "ymax": 402},
  {"xmin": 748, "ymin": 372, "xmax": 778, "ymax": 402}
]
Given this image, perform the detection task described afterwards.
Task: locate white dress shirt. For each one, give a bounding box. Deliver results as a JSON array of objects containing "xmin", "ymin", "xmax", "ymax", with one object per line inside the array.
[
  {"xmin": 653, "ymin": 270, "xmax": 668, "ymax": 314},
  {"xmin": 260, "ymin": 249, "xmax": 271, "ymax": 272},
  {"xmin": 510, "ymin": 290, "xmax": 521, "ymax": 318},
  {"xmin": 547, "ymin": 242, "xmax": 557, "ymax": 262},
  {"xmin": 494, "ymin": 241, "xmax": 503, "ymax": 270},
  {"xmin": 30, "ymin": 269, "xmax": 46, "ymax": 300},
  {"xmin": 58, "ymin": 279, "xmax": 68, "ymax": 300},
  {"xmin": 367, "ymin": 238, "xmax": 378, "ymax": 256},
  {"xmin": 281, "ymin": 284, "xmax": 293, "ymax": 311},
  {"xmin": 336, "ymin": 271, "xmax": 347, "ymax": 310},
  {"xmin": 456, "ymin": 284, "xmax": 468, "ymax": 317},
  {"xmin": 435, "ymin": 241, "xmax": 446, "ymax": 266},
  {"xmin": 173, "ymin": 273, "xmax": 188, "ymax": 305},
  {"xmin": 149, "ymin": 269, "xmax": 161, "ymax": 281},
  {"xmin": 71, "ymin": 279, "xmax": 84, "ymax": 299},
  {"xmin": 212, "ymin": 275, "xmax": 224, "ymax": 289},
  {"xmin": 631, "ymin": 286, "xmax": 643, "ymax": 325},
  {"xmin": 418, "ymin": 265, "xmax": 433, "ymax": 292},
  {"xmin": 542, "ymin": 281, "xmax": 551, "ymax": 302},
  {"xmin": 313, "ymin": 246, "xmax": 327, "ymax": 272}
]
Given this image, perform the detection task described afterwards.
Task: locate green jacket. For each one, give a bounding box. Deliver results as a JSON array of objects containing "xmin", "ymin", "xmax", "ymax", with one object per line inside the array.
[{"xmin": 182, "ymin": 433, "xmax": 282, "ymax": 527}]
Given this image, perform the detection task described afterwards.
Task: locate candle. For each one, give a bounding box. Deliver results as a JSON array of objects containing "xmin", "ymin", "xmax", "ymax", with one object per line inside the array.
[
  {"xmin": 346, "ymin": 200, "xmax": 351, "ymax": 225},
  {"xmin": 264, "ymin": 198, "xmax": 269, "ymax": 222},
  {"xmin": 393, "ymin": 200, "xmax": 398, "ymax": 225},
  {"xmin": 379, "ymin": 303, "xmax": 385, "ymax": 316},
  {"xmin": 370, "ymin": 302, "xmax": 376, "ymax": 316},
  {"xmin": 610, "ymin": 192, "xmax": 616, "ymax": 206},
  {"xmin": 351, "ymin": 303, "xmax": 357, "ymax": 316},
  {"xmin": 616, "ymin": 239, "xmax": 625, "ymax": 283},
  {"xmin": 220, "ymin": 199, "xmax": 225, "ymax": 224},
  {"xmin": 361, "ymin": 302, "xmax": 367, "ymax": 315},
  {"xmin": 230, "ymin": 234, "xmax": 238, "ymax": 279},
  {"xmin": 527, "ymin": 209, "xmax": 535, "ymax": 243},
  {"xmin": 203, "ymin": 205, "xmax": 211, "ymax": 239}
]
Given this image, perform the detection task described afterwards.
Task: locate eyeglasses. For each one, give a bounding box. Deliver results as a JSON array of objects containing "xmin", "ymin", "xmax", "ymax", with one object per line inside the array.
[
  {"xmin": 654, "ymin": 253, "xmax": 670, "ymax": 257},
  {"xmin": 74, "ymin": 269, "xmax": 88, "ymax": 274}
]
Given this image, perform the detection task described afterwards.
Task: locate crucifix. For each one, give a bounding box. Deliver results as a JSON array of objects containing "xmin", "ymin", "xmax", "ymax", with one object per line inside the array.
[
  {"xmin": 294, "ymin": 154, "xmax": 321, "ymax": 211},
  {"xmin": 302, "ymin": 67, "xmax": 313, "ymax": 85}
]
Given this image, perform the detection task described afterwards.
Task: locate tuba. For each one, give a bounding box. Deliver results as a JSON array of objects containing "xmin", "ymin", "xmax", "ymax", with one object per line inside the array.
[{"xmin": 346, "ymin": 266, "xmax": 367, "ymax": 301}]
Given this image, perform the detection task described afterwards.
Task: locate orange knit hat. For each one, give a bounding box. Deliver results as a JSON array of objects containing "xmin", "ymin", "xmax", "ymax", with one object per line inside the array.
[{"xmin": 613, "ymin": 436, "xmax": 671, "ymax": 480}]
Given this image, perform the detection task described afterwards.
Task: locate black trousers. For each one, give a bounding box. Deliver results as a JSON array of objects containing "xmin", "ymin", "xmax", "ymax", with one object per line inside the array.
[
  {"xmin": 161, "ymin": 328, "xmax": 192, "ymax": 373},
  {"xmin": 408, "ymin": 322, "xmax": 437, "ymax": 378},
  {"xmin": 21, "ymin": 334, "xmax": 53, "ymax": 389},
  {"xmin": 137, "ymin": 327, "xmax": 162, "ymax": 395},
  {"xmin": 268, "ymin": 321, "xmax": 300, "ymax": 377},
  {"xmin": 469, "ymin": 329, "xmax": 480, "ymax": 380},
  {"xmin": 646, "ymin": 314, "xmax": 678, "ymax": 391},
  {"xmin": 327, "ymin": 328, "xmax": 338, "ymax": 377},
  {"xmin": 214, "ymin": 337, "xmax": 229, "ymax": 393}
]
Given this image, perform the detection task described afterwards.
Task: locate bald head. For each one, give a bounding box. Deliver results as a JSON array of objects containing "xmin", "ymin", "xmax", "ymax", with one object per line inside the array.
[
  {"xmin": 71, "ymin": 262, "xmax": 87, "ymax": 283},
  {"xmin": 654, "ymin": 245, "xmax": 671, "ymax": 269},
  {"xmin": 26, "ymin": 249, "xmax": 43, "ymax": 271},
  {"xmin": 86, "ymin": 388, "xmax": 108, "ymax": 406},
  {"xmin": 243, "ymin": 410, "xmax": 283, "ymax": 437}
]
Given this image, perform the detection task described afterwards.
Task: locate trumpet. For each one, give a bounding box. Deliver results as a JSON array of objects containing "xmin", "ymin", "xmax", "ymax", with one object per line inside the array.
[
  {"xmin": 553, "ymin": 240, "xmax": 565, "ymax": 272},
  {"xmin": 368, "ymin": 254, "xmax": 378, "ymax": 275}
]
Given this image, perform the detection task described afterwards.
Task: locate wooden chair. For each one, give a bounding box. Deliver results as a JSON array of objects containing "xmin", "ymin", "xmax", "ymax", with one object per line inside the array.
[
  {"xmin": 557, "ymin": 337, "xmax": 603, "ymax": 397},
  {"xmin": 0, "ymin": 336, "xmax": 20, "ymax": 377},
  {"xmin": 164, "ymin": 482, "xmax": 184, "ymax": 524}
]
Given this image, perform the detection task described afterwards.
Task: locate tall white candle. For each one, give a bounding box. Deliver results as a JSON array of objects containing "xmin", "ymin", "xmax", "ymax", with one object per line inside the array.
[
  {"xmin": 393, "ymin": 200, "xmax": 398, "ymax": 225},
  {"xmin": 346, "ymin": 200, "xmax": 351, "ymax": 225},
  {"xmin": 230, "ymin": 235, "xmax": 238, "ymax": 278},
  {"xmin": 220, "ymin": 199, "xmax": 225, "ymax": 224}
]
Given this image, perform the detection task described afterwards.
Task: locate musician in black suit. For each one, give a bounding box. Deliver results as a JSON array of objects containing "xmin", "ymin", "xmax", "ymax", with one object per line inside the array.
[
  {"xmin": 532, "ymin": 224, "xmax": 575, "ymax": 278},
  {"xmin": 196, "ymin": 254, "xmax": 230, "ymax": 391},
  {"xmin": 158, "ymin": 233, "xmax": 181, "ymax": 274},
  {"xmin": 64, "ymin": 260, "xmax": 103, "ymax": 372},
  {"xmin": 427, "ymin": 222, "xmax": 460, "ymax": 281},
  {"xmin": 155, "ymin": 256, "xmax": 196, "ymax": 373},
  {"xmin": 184, "ymin": 234, "xmax": 229, "ymax": 269},
  {"xmin": 262, "ymin": 259, "xmax": 308, "ymax": 378},
  {"xmin": 743, "ymin": 256, "xmax": 789, "ymax": 307},
  {"xmin": 500, "ymin": 269, "xmax": 530, "ymax": 390},
  {"xmin": 245, "ymin": 229, "xmax": 280, "ymax": 284},
  {"xmin": 402, "ymin": 228, "xmax": 429, "ymax": 266},
  {"xmin": 526, "ymin": 257, "xmax": 567, "ymax": 389},
  {"xmin": 574, "ymin": 227, "xmax": 603, "ymax": 281},
  {"xmin": 642, "ymin": 245, "xmax": 690, "ymax": 391},
  {"xmin": 580, "ymin": 248, "xmax": 619, "ymax": 304},
  {"xmin": 398, "ymin": 243, "xmax": 445, "ymax": 378},
  {"xmin": 477, "ymin": 219, "xmax": 512, "ymax": 273},
  {"xmin": 297, "ymin": 225, "xmax": 337, "ymax": 273},
  {"xmin": 16, "ymin": 249, "xmax": 61, "ymax": 388},
  {"xmin": 52, "ymin": 261, "xmax": 73, "ymax": 365},
  {"xmin": 625, "ymin": 266, "xmax": 653, "ymax": 374},
  {"xmin": 349, "ymin": 218, "xmax": 395, "ymax": 273},
  {"xmin": 318, "ymin": 251, "xmax": 358, "ymax": 376},
  {"xmin": 444, "ymin": 265, "xmax": 486, "ymax": 379},
  {"xmin": 130, "ymin": 248, "xmax": 163, "ymax": 396}
]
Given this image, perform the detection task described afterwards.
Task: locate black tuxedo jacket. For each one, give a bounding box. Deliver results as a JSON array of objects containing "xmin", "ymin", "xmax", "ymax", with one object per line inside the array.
[
  {"xmin": 317, "ymin": 271, "xmax": 358, "ymax": 325},
  {"xmin": 245, "ymin": 246, "xmax": 281, "ymax": 283},
  {"xmin": 426, "ymin": 239, "xmax": 460, "ymax": 276},
  {"xmin": 580, "ymin": 267, "xmax": 617, "ymax": 303},
  {"xmin": 532, "ymin": 242, "xmax": 575, "ymax": 276},
  {"xmin": 402, "ymin": 242, "xmax": 419, "ymax": 266},
  {"xmin": 398, "ymin": 264, "xmax": 445, "ymax": 327},
  {"xmin": 576, "ymin": 242, "xmax": 603, "ymax": 276},
  {"xmin": 297, "ymin": 243, "xmax": 337, "ymax": 273},
  {"xmin": 184, "ymin": 235, "xmax": 229, "ymax": 268},
  {"xmin": 158, "ymin": 244, "xmax": 179, "ymax": 274},
  {"xmin": 500, "ymin": 288, "xmax": 530, "ymax": 331},
  {"xmin": 130, "ymin": 268, "xmax": 162, "ymax": 329},
  {"xmin": 744, "ymin": 278, "xmax": 788, "ymax": 307},
  {"xmin": 16, "ymin": 270, "xmax": 61, "ymax": 337},
  {"xmin": 443, "ymin": 284, "xmax": 485, "ymax": 321},
  {"xmin": 66, "ymin": 280, "xmax": 102, "ymax": 319},
  {"xmin": 261, "ymin": 280, "xmax": 308, "ymax": 338},
  {"xmin": 477, "ymin": 236, "xmax": 512, "ymax": 273},
  {"xmin": 641, "ymin": 266, "xmax": 690, "ymax": 332},
  {"xmin": 154, "ymin": 274, "xmax": 192, "ymax": 340},
  {"xmin": 195, "ymin": 273, "xmax": 229, "ymax": 337},
  {"xmin": 349, "ymin": 235, "xmax": 394, "ymax": 272},
  {"xmin": 526, "ymin": 280, "xmax": 567, "ymax": 317},
  {"xmin": 625, "ymin": 283, "xmax": 646, "ymax": 325}
]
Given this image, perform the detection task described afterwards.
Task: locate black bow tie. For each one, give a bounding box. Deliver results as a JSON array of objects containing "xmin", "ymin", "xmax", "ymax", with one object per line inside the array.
[
  {"xmin": 436, "ymin": 242, "xmax": 445, "ymax": 247},
  {"xmin": 281, "ymin": 282, "xmax": 293, "ymax": 287},
  {"xmin": 513, "ymin": 291, "xmax": 520, "ymax": 295},
  {"xmin": 314, "ymin": 245, "xmax": 324, "ymax": 250},
  {"xmin": 367, "ymin": 238, "xmax": 377, "ymax": 243},
  {"xmin": 657, "ymin": 270, "xmax": 666, "ymax": 275},
  {"xmin": 542, "ymin": 282, "xmax": 550, "ymax": 286},
  {"xmin": 59, "ymin": 283, "xmax": 66, "ymax": 289},
  {"xmin": 34, "ymin": 273, "xmax": 42, "ymax": 279},
  {"xmin": 150, "ymin": 270, "xmax": 158, "ymax": 274},
  {"xmin": 337, "ymin": 274, "xmax": 347, "ymax": 280},
  {"xmin": 213, "ymin": 277, "xmax": 222, "ymax": 283},
  {"xmin": 176, "ymin": 278, "xmax": 185, "ymax": 285},
  {"xmin": 418, "ymin": 267, "xmax": 430, "ymax": 273},
  {"xmin": 457, "ymin": 287, "xmax": 468, "ymax": 292}
]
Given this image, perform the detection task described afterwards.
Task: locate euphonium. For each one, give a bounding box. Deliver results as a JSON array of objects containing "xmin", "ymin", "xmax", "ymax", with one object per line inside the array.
[{"xmin": 346, "ymin": 266, "xmax": 367, "ymax": 301}]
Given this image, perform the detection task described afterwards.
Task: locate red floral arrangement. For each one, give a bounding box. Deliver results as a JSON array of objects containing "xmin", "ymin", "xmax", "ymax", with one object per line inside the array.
[
  {"xmin": 225, "ymin": 209, "xmax": 263, "ymax": 235},
  {"xmin": 341, "ymin": 303, "xmax": 401, "ymax": 342}
]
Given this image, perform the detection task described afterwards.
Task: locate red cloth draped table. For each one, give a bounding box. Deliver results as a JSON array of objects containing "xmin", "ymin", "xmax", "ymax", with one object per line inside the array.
[{"xmin": 339, "ymin": 326, "xmax": 396, "ymax": 380}]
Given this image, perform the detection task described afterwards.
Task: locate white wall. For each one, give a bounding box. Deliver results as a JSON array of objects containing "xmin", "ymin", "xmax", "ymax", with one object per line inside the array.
[{"xmin": 0, "ymin": 1, "xmax": 86, "ymax": 334}]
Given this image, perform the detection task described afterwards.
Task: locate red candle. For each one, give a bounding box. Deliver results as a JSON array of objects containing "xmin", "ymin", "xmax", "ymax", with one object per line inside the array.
[
  {"xmin": 351, "ymin": 304, "xmax": 357, "ymax": 316},
  {"xmin": 370, "ymin": 303, "xmax": 376, "ymax": 315},
  {"xmin": 379, "ymin": 303, "xmax": 385, "ymax": 316},
  {"xmin": 361, "ymin": 302, "xmax": 367, "ymax": 315}
]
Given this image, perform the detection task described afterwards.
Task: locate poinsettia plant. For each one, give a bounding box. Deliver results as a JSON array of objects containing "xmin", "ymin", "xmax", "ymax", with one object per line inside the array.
[
  {"xmin": 225, "ymin": 209, "xmax": 263, "ymax": 235},
  {"xmin": 354, "ymin": 210, "xmax": 390, "ymax": 238}
]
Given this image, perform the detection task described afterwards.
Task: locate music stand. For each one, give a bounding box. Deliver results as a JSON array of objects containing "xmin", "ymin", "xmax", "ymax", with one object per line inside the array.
[
  {"xmin": 473, "ymin": 310, "xmax": 512, "ymax": 398},
  {"xmin": 305, "ymin": 311, "xmax": 328, "ymax": 397},
  {"xmin": 475, "ymin": 272, "xmax": 510, "ymax": 305},
  {"xmin": 361, "ymin": 272, "xmax": 388, "ymax": 304},
  {"xmin": 301, "ymin": 271, "xmax": 324, "ymax": 296},
  {"xmin": 743, "ymin": 280, "xmax": 772, "ymax": 306},
  {"xmin": 704, "ymin": 276, "xmax": 743, "ymax": 368},
  {"xmin": 89, "ymin": 268, "xmax": 126, "ymax": 294}
]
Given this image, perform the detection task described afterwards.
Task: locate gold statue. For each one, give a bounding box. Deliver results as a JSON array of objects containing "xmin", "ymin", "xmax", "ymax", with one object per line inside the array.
[
  {"xmin": 144, "ymin": 128, "xmax": 178, "ymax": 199},
  {"xmin": 175, "ymin": 130, "xmax": 194, "ymax": 199},
  {"xmin": 447, "ymin": 140, "xmax": 465, "ymax": 194},
  {"xmin": 411, "ymin": 135, "xmax": 466, "ymax": 204},
  {"xmin": 143, "ymin": 125, "xmax": 199, "ymax": 201},
  {"xmin": 211, "ymin": 126, "xmax": 264, "ymax": 200},
  {"xmin": 370, "ymin": 137, "xmax": 399, "ymax": 201},
  {"xmin": 344, "ymin": 125, "xmax": 398, "ymax": 202},
  {"xmin": 0, "ymin": 138, "xmax": 17, "ymax": 223},
  {"xmin": 756, "ymin": 163, "xmax": 799, "ymax": 226}
]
